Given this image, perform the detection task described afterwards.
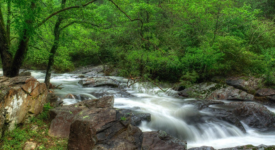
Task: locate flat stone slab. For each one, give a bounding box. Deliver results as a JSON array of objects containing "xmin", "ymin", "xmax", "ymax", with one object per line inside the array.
[{"xmin": 78, "ymin": 77, "xmax": 119, "ymax": 87}]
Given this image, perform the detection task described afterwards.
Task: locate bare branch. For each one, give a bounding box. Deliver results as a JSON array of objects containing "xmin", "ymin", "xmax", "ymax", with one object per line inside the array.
[
  {"xmin": 108, "ymin": 0, "xmax": 144, "ymax": 37},
  {"xmin": 36, "ymin": 0, "xmax": 97, "ymax": 28}
]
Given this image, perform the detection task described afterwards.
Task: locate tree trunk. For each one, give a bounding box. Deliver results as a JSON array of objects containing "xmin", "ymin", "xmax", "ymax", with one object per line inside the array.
[
  {"xmin": 9, "ymin": 29, "xmax": 30, "ymax": 77},
  {"xmin": 0, "ymin": 6, "xmax": 13, "ymax": 76},
  {"xmin": 2, "ymin": 2, "xmax": 35, "ymax": 77},
  {"xmin": 6, "ymin": 0, "xmax": 11, "ymax": 46},
  {"xmin": 45, "ymin": 0, "xmax": 66, "ymax": 88}
]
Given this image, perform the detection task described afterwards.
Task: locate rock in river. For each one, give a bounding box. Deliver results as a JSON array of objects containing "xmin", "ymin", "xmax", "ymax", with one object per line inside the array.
[
  {"xmin": 78, "ymin": 77, "xmax": 119, "ymax": 87},
  {"xmin": 229, "ymin": 102, "xmax": 275, "ymax": 130},
  {"xmin": 142, "ymin": 130, "xmax": 187, "ymax": 150}
]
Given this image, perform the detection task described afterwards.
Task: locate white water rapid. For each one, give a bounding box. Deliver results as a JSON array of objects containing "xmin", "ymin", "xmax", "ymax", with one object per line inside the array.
[{"xmin": 3, "ymin": 70, "xmax": 275, "ymax": 149}]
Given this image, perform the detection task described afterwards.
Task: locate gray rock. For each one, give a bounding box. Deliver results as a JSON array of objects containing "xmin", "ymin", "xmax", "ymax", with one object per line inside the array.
[
  {"xmin": 117, "ymin": 109, "xmax": 151, "ymax": 126},
  {"xmin": 229, "ymin": 102, "xmax": 275, "ymax": 130},
  {"xmin": 78, "ymin": 77, "xmax": 119, "ymax": 88},
  {"xmin": 19, "ymin": 71, "xmax": 31, "ymax": 76},
  {"xmin": 142, "ymin": 130, "xmax": 187, "ymax": 150},
  {"xmin": 226, "ymin": 77, "xmax": 263, "ymax": 92},
  {"xmin": 256, "ymin": 88, "xmax": 275, "ymax": 96},
  {"xmin": 24, "ymin": 141, "xmax": 37, "ymax": 150}
]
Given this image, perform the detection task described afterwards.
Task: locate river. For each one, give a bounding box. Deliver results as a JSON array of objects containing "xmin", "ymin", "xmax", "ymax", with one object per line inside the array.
[{"xmin": 1, "ymin": 70, "xmax": 275, "ymax": 149}]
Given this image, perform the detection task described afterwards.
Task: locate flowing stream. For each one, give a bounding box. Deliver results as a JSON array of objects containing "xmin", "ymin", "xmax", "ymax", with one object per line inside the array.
[{"xmin": 2, "ymin": 70, "xmax": 275, "ymax": 149}]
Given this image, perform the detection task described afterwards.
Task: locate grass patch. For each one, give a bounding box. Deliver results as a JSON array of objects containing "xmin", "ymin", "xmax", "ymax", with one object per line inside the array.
[{"xmin": 0, "ymin": 103, "xmax": 68, "ymax": 150}]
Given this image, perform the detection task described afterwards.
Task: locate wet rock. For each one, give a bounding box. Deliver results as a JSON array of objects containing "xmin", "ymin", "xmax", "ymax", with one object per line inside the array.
[
  {"xmin": 229, "ymin": 102, "xmax": 275, "ymax": 130},
  {"xmin": 268, "ymin": 95, "xmax": 275, "ymax": 101},
  {"xmin": 49, "ymin": 106, "xmax": 83, "ymax": 138},
  {"xmin": 117, "ymin": 109, "xmax": 151, "ymax": 126},
  {"xmin": 66, "ymin": 99, "xmax": 143, "ymax": 149},
  {"xmin": 178, "ymin": 82, "xmax": 253, "ymax": 100},
  {"xmin": 78, "ymin": 75, "xmax": 85, "ymax": 78},
  {"xmin": 207, "ymin": 86, "xmax": 254, "ymax": 101},
  {"xmin": 255, "ymin": 88, "xmax": 275, "ymax": 102},
  {"xmin": 67, "ymin": 120, "xmax": 97, "ymax": 150},
  {"xmin": 178, "ymin": 82, "xmax": 221, "ymax": 99},
  {"xmin": 23, "ymin": 141, "xmax": 37, "ymax": 150},
  {"xmin": 49, "ymin": 96, "xmax": 114, "ymax": 138},
  {"xmin": 64, "ymin": 94, "xmax": 76, "ymax": 99},
  {"xmin": 68, "ymin": 107, "xmax": 143, "ymax": 150},
  {"xmin": 172, "ymin": 85, "xmax": 185, "ymax": 91},
  {"xmin": 201, "ymin": 106, "xmax": 246, "ymax": 132},
  {"xmin": 0, "ymin": 76, "xmax": 48, "ymax": 131},
  {"xmin": 90, "ymin": 88, "xmax": 134, "ymax": 98},
  {"xmin": 132, "ymin": 112, "xmax": 151, "ymax": 125},
  {"xmin": 188, "ymin": 146, "xmax": 215, "ymax": 150},
  {"xmin": 185, "ymin": 100, "xmax": 224, "ymax": 110},
  {"xmin": 19, "ymin": 71, "xmax": 31, "ymax": 76},
  {"xmin": 256, "ymin": 88, "xmax": 275, "ymax": 96},
  {"xmin": 69, "ymin": 119, "xmax": 143, "ymax": 150},
  {"xmin": 142, "ymin": 130, "xmax": 187, "ymax": 150},
  {"xmin": 74, "ymin": 96, "xmax": 114, "ymax": 108},
  {"xmin": 64, "ymin": 93, "xmax": 97, "ymax": 101},
  {"xmin": 226, "ymin": 76, "xmax": 262, "ymax": 92},
  {"xmin": 79, "ymin": 77, "xmax": 119, "ymax": 87}
]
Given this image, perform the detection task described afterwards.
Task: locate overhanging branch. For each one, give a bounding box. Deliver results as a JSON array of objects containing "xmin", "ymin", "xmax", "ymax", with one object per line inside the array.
[
  {"xmin": 108, "ymin": 0, "xmax": 144, "ymax": 37},
  {"xmin": 36, "ymin": 0, "xmax": 97, "ymax": 28}
]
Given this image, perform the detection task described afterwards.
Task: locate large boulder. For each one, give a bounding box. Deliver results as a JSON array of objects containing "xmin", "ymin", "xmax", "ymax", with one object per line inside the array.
[
  {"xmin": 142, "ymin": 130, "xmax": 187, "ymax": 150},
  {"xmin": 255, "ymin": 88, "xmax": 275, "ymax": 101},
  {"xmin": 68, "ymin": 108, "xmax": 143, "ymax": 150},
  {"xmin": 0, "ymin": 76, "xmax": 48, "ymax": 132},
  {"xmin": 207, "ymin": 86, "xmax": 254, "ymax": 100},
  {"xmin": 225, "ymin": 77, "xmax": 262, "ymax": 92},
  {"xmin": 178, "ymin": 82, "xmax": 222, "ymax": 99},
  {"xmin": 200, "ymin": 106, "xmax": 246, "ymax": 132},
  {"xmin": 178, "ymin": 82, "xmax": 254, "ymax": 100},
  {"xmin": 48, "ymin": 96, "xmax": 114, "ymax": 138},
  {"xmin": 229, "ymin": 102, "xmax": 275, "ymax": 130},
  {"xmin": 78, "ymin": 77, "xmax": 119, "ymax": 87},
  {"xmin": 183, "ymin": 100, "xmax": 246, "ymax": 132}
]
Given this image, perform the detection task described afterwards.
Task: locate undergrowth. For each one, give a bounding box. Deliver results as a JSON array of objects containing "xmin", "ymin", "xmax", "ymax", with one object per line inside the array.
[{"xmin": 0, "ymin": 103, "xmax": 68, "ymax": 150}]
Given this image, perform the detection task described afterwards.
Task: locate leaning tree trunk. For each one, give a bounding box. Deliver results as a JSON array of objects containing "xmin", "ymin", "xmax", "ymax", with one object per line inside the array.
[
  {"xmin": 45, "ymin": 0, "xmax": 66, "ymax": 88},
  {"xmin": 44, "ymin": 27, "xmax": 61, "ymax": 88},
  {"xmin": 0, "ymin": 6, "xmax": 13, "ymax": 76}
]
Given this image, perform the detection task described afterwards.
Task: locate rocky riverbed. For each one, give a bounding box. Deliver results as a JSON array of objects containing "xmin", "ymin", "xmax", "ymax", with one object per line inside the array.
[{"xmin": 1, "ymin": 66, "xmax": 275, "ymax": 149}]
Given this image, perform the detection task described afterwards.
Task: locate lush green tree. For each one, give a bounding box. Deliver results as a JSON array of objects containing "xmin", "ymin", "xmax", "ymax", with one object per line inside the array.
[{"xmin": 0, "ymin": 0, "xmax": 97, "ymax": 77}]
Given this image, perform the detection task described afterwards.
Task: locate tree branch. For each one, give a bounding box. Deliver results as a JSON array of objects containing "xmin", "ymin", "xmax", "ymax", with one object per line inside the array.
[
  {"xmin": 108, "ymin": 0, "xmax": 144, "ymax": 37},
  {"xmin": 36, "ymin": 0, "xmax": 97, "ymax": 28}
]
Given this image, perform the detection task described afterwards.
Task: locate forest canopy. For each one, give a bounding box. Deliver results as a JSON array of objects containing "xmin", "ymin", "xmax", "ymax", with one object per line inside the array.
[{"xmin": 0, "ymin": 0, "xmax": 275, "ymax": 85}]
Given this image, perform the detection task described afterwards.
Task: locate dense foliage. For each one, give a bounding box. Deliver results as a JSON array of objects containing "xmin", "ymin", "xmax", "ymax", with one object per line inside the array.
[{"xmin": 0, "ymin": 0, "xmax": 275, "ymax": 84}]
